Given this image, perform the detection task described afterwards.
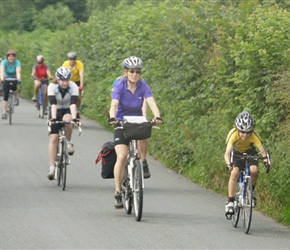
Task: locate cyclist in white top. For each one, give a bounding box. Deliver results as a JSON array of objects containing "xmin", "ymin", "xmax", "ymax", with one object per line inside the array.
[{"xmin": 46, "ymin": 66, "xmax": 81, "ymax": 180}]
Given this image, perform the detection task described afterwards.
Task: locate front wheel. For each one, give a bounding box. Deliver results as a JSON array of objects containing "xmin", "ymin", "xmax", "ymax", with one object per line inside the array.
[
  {"xmin": 8, "ymin": 94, "xmax": 13, "ymax": 125},
  {"xmin": 133, "ymin": 159, "xmax": 143, "ymax": 221},
  {"xmin": 122, "ymin": 164, "xmax": 132, "ymax": 214},
  {"xmin": 242, "ymin": 177, "xmax": 253, "ymax": 234}
]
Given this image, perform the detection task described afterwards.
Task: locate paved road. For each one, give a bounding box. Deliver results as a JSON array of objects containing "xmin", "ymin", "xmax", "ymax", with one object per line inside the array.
[{"xmin": 0, "ymin": 97, "xmax": 289, "ymax": 249}]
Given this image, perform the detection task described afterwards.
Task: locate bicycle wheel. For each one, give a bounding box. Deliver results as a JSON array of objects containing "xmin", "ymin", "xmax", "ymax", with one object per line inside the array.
[
  {"xmin": 61, "ymin": 144, "xmax": 67, "ymax": 191},
  {"xmin": 57, "ymin": 143, "xmax": 63, "ymax": 186},
  {"xmin": 133, "ymin": 159, "xmax": 143, "ymax": 221},
  {"xmin": 39, "ymin": 89, "xmax": 46, "ymax": 118},
  {"xmin": 242, "ymin": 177, "xmax": 253, "ymax": 234},
  {"xmin": 232, "ymin": 190, "xmax": 241, "ymax": 227},
  {"xmin": 122, "ymin": 164, "xmax": 132, "ymax": 214},
  {"xmin": 8, "ymin": 94, "xmax": 13, "ymax": 125}
]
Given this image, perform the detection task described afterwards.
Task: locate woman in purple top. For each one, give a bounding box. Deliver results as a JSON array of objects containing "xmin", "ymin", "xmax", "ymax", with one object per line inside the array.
[{"xmin": 109, "ymin": 56, "xmax": 163, "ymax": 209}]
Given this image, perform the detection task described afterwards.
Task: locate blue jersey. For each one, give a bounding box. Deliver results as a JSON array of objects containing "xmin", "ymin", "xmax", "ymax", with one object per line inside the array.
[
  {"xmin": 112, "ymin": 78, "xmax": 153, "ymax": 121},
  {"xmin": 1, "ymin": 59, "xmax": 21, "ymax": 77}
]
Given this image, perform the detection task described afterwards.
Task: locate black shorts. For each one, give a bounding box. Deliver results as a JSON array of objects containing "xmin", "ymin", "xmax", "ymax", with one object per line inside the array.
[
  {"xmin": 50, "ymin": 108, "xmax": 71, "ymax": 134},
  {"xmin": 2, "ymin": 79, "xmax": 17, "ymax": 101},
  {"xmin": 114, "ymin": 125, "xmax": 130, "ymax": 146},
  {"xmin": 233, "ymin": 148, "xmax": 258, "ymax": 169},
  {"xmin": 74, "ymin": 81, "xmax": 80, "ymax": 87}
]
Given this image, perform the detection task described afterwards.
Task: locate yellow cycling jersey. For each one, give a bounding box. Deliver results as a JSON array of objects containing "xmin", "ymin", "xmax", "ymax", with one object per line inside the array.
[
  {"xmin": 62, "ymin": 60, "xmax": 84, "ymax": 82},
  {"xmin": 226, "ymin": 128, "xmax": 262, "ymax": 152}
]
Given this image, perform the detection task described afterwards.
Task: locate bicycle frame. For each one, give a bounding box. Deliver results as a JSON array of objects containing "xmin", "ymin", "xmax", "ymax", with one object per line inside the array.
[
  {"xmin": 36, "ymin": 78, "xmax": 48, "ymax": 118},
  {"xmin": 127, "ymin": 140, "xmax": 144, "ymax": 190},
  {"xmin": 5, "ymin": 78, "xmax": 18, "ymax": 125},
  {"xmin": 229, "ymin": 150, "xmax": 271, "ymax": 234}
]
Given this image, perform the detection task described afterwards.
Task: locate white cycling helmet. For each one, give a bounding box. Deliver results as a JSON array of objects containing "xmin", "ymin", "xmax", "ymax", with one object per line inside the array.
[
  {"xmin": 123, "ymin": 56, "xmax": 143, "ymax": 69},
  {"xmin": 67, "ymin": 51, "xmax": 77, "ymax": 59},
  {"xmin": 235, "ymin": 111, "xmax": 256, "ymax": 132},
  {"xmin": 55, "ymin": 66, "xmax": 72, "ymax": 80}
]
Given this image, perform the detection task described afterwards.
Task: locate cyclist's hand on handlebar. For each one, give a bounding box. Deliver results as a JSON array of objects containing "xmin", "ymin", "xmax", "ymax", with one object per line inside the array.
[
  {"xmin": 47, "ymin": 118, "xmax": 57, "ymax": 126},
  {"xmin": 31, "ymin": 76, "xmax": 36, "ymax": 80},
  {"xmin": 152, "ymin": 116, "xmax": 164, "ymax": 125},
  {"xmin": 73, "ymin": 118, "xmax": 81, "ymax": 126},
  {"xmin": 17, "ymin": 80, "xmax": 21, "ymax": 85},
  {"xmin": 108, "ymin": 117, "xmax": 118, "ymax": 125}
]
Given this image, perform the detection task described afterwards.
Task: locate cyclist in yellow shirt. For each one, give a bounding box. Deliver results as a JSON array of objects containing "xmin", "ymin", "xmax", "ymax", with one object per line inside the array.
[
  {"xmin": 62, "ymin": 52, "xmax": 84, "ymax": 118},
  {"xmin": 224, "ymin": 111, "xmax": 270, "ymax": 216}
]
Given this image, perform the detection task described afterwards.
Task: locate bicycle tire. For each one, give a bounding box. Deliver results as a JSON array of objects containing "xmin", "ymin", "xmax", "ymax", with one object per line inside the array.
[
  {"xmin": 8, "ymin": 94, "xmax": 13, "ymax": 125},
  {"xmin": 232, "ymin": 188, "xmax": 241, "ymax": 227},
  {"xmin": 133, "ymin": 159, "xmax": 143, "ymax": 221},
  {"xmin": 243, "ymin": 177, "xmax": 253, "ymax": 234},
  {"xmin": 122, "ymin": 164, "xmax": 132, "ymax": 214},
  {"xmin": 57, "ymin": 142, "xmax": 63, "ymax": 186},
  {"xmin": 39, "ymin": 104, "xmax": 44, "ymax": 118},
  {"xmin": 61, "ymin": 142, "xmax": 67, "ymax": 191}
]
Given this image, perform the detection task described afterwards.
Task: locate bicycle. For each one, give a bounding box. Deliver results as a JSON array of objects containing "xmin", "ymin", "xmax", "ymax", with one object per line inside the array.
[
  {"xmin": 48, "ymin": 121, "xmax": 82, "ymax": 191},
  {"xmin": 226, "ymin": 149, "xmax": 271, "ymax": 234},
  {"xmin": 117, "ymin": 116, "xmax": 159, "ymax": 221},
  {"xmin": 34, "ymin": 77, "xmax": 49, "ymax": 118},
  {"xmin": 5, "ymin": 78, "xmax": 18, "ymax": 125}
]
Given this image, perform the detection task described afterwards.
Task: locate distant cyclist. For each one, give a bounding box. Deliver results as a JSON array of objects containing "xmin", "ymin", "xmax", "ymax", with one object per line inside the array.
[
  {"xmin": 0, "ymin": 50, "xmax": 21, "ymax": 120},
  {"xmin": 62, "ymin": 51, "xmax": 84, "ymax": 118},
  {"xmin": 224, "ymin": 111, "xmax": 270, "ymax": 216},
  {"xmin": 108, "ymin": 56, "xmax": 163, "ymax": 208},
  {"xmin": 31, "ymin": 55, "xmax": 53, "ymax": 103},
  {"xmin": 47, "ymin": 67, "xmax": 81, "ymax": 180}
]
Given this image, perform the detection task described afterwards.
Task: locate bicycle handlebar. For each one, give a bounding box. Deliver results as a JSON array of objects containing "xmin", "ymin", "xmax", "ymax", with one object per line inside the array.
[
  {"xmin": 229, "ymin": 150, "xmax": 271, "ymax": 174},
  {"xmin": 47, "ymin": 121, "xmax": 82, "ymax": 136}
]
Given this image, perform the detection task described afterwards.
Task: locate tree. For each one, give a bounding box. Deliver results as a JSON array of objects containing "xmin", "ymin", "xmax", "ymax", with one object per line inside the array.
[{"xmin": 32, "ymin": 2, "xmax": 75, "ymax": 31}]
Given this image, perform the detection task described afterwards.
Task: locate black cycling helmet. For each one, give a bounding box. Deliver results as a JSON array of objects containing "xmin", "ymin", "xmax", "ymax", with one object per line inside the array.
[{"xmin": 235, "ymin": 111, "xmax": 256, "ymax": 132}]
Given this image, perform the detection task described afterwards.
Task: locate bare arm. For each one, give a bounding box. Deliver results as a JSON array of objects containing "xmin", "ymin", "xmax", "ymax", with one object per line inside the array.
[
  {"xmin": 224, "ymin": 145, "xmax": 233, "ymax": 171},
  {"xmin": 109, "ymin": 99, "xmax": 119, "ymax": 124},
  {"xmin": 0, "ymin": 65, "xmax": 4, "ymax": 81},
  {"xmin": 79, "ymin": 70, "xmax": 84, "ymax": 87},
  {"xmin": 146, "ymin": 96, "xmax": 160, "ymax": 118},
  {"xmin": 16, "ymin": 66, "xmax": 21, "ymax": 81}
]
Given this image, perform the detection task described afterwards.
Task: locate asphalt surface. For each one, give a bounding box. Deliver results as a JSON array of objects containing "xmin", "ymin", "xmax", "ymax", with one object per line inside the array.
[{"xmin": 0, "ymin": 97, "xmax": 289, "ymax": 249}]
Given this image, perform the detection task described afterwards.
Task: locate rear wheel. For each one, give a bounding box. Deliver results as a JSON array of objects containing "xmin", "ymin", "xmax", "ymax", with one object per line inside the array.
[
  {"xmin": 133, "ymin": 159, "xmax": 143, "ymax": 221},
  {"xmin": 122, "ymin": 164, "xmax": 132, "ymax": 214},
  {"xmin": 243, "ymin": 177, "xmax": 253, "ymax": 234}
]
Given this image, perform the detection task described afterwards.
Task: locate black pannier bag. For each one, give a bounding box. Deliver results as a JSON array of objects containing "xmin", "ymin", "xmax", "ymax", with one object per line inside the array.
[
  {"xmin": 95, "ymin": 141, "xmax": 116, "ymax": 179},
  {"xmin": 123, "ymin": 121, "xmax": 152, "ymax": 141}
]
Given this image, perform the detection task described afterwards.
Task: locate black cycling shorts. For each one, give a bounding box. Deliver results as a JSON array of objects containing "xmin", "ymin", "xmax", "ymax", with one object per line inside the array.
[
  {"xmin": 2, "ymin": 80, "xmax": 17, "ymax": 101},
  {"xmin": 233, "ymin": 148, "xmax": 258, "ymax": 169},
  {"xmin": 50, "ymin": 108, "xmax": 71, "ymax": 134},
  {"xmin": 114, "ymin": 125, "xmax": 130, "ymax": 146}
]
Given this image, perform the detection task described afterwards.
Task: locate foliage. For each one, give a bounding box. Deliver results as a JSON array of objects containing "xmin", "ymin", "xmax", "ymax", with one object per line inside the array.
[
  {"xmin": 1, "ymin": 0, "xmax": 289, "ymax": 226},
  {"xmin": 32, "ymin": 3, "xmax": 75, "ymax": 31}
]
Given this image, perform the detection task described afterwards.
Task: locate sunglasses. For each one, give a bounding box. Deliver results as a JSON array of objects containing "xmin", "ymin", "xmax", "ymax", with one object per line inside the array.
[
  {"xmin": 129, "ymin": 70, "xmax": 141, "ymax": 74},
  {"xmin": 239, "ymin": 131, "xmax": 252, "ymax": 134},
  {"xmin": 69, "ymin": 58, "xmax": 76, "ymax": 61}
]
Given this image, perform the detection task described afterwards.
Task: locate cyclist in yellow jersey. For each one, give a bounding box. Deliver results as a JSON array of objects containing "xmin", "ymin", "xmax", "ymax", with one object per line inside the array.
[
  {"xmin": 224, "ymin": 111, "xmax": 270, "ymax": 216},
  {"xmin": 62, "ymin": 52, "xmax": 84, "ymax": 118}
]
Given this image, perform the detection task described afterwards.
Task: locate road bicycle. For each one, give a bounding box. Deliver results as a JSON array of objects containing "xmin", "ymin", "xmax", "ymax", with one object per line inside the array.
[
  {"xmin": 34, "ymin": 78, "xmax": 50, "ymax": 118},
  {"xmin": 226, "ymin": 150, "xmax": 271, "ymax": 234},
  {"xmin": 5, "ymin": 78, "xmax": 18, "ymax": 125},
  {"xmin": 117, "ymin": 116, "xmax": 160, "ymax": 221},
  {"xmin": 48, "ymin": 121, "xmax": 82, "ymax": 191}
]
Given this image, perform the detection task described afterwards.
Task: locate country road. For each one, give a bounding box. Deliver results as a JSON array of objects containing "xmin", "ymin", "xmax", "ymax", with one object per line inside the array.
[{"xmin": 0, "ymin": 97, "xmax": 289, "ymax": 249}]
